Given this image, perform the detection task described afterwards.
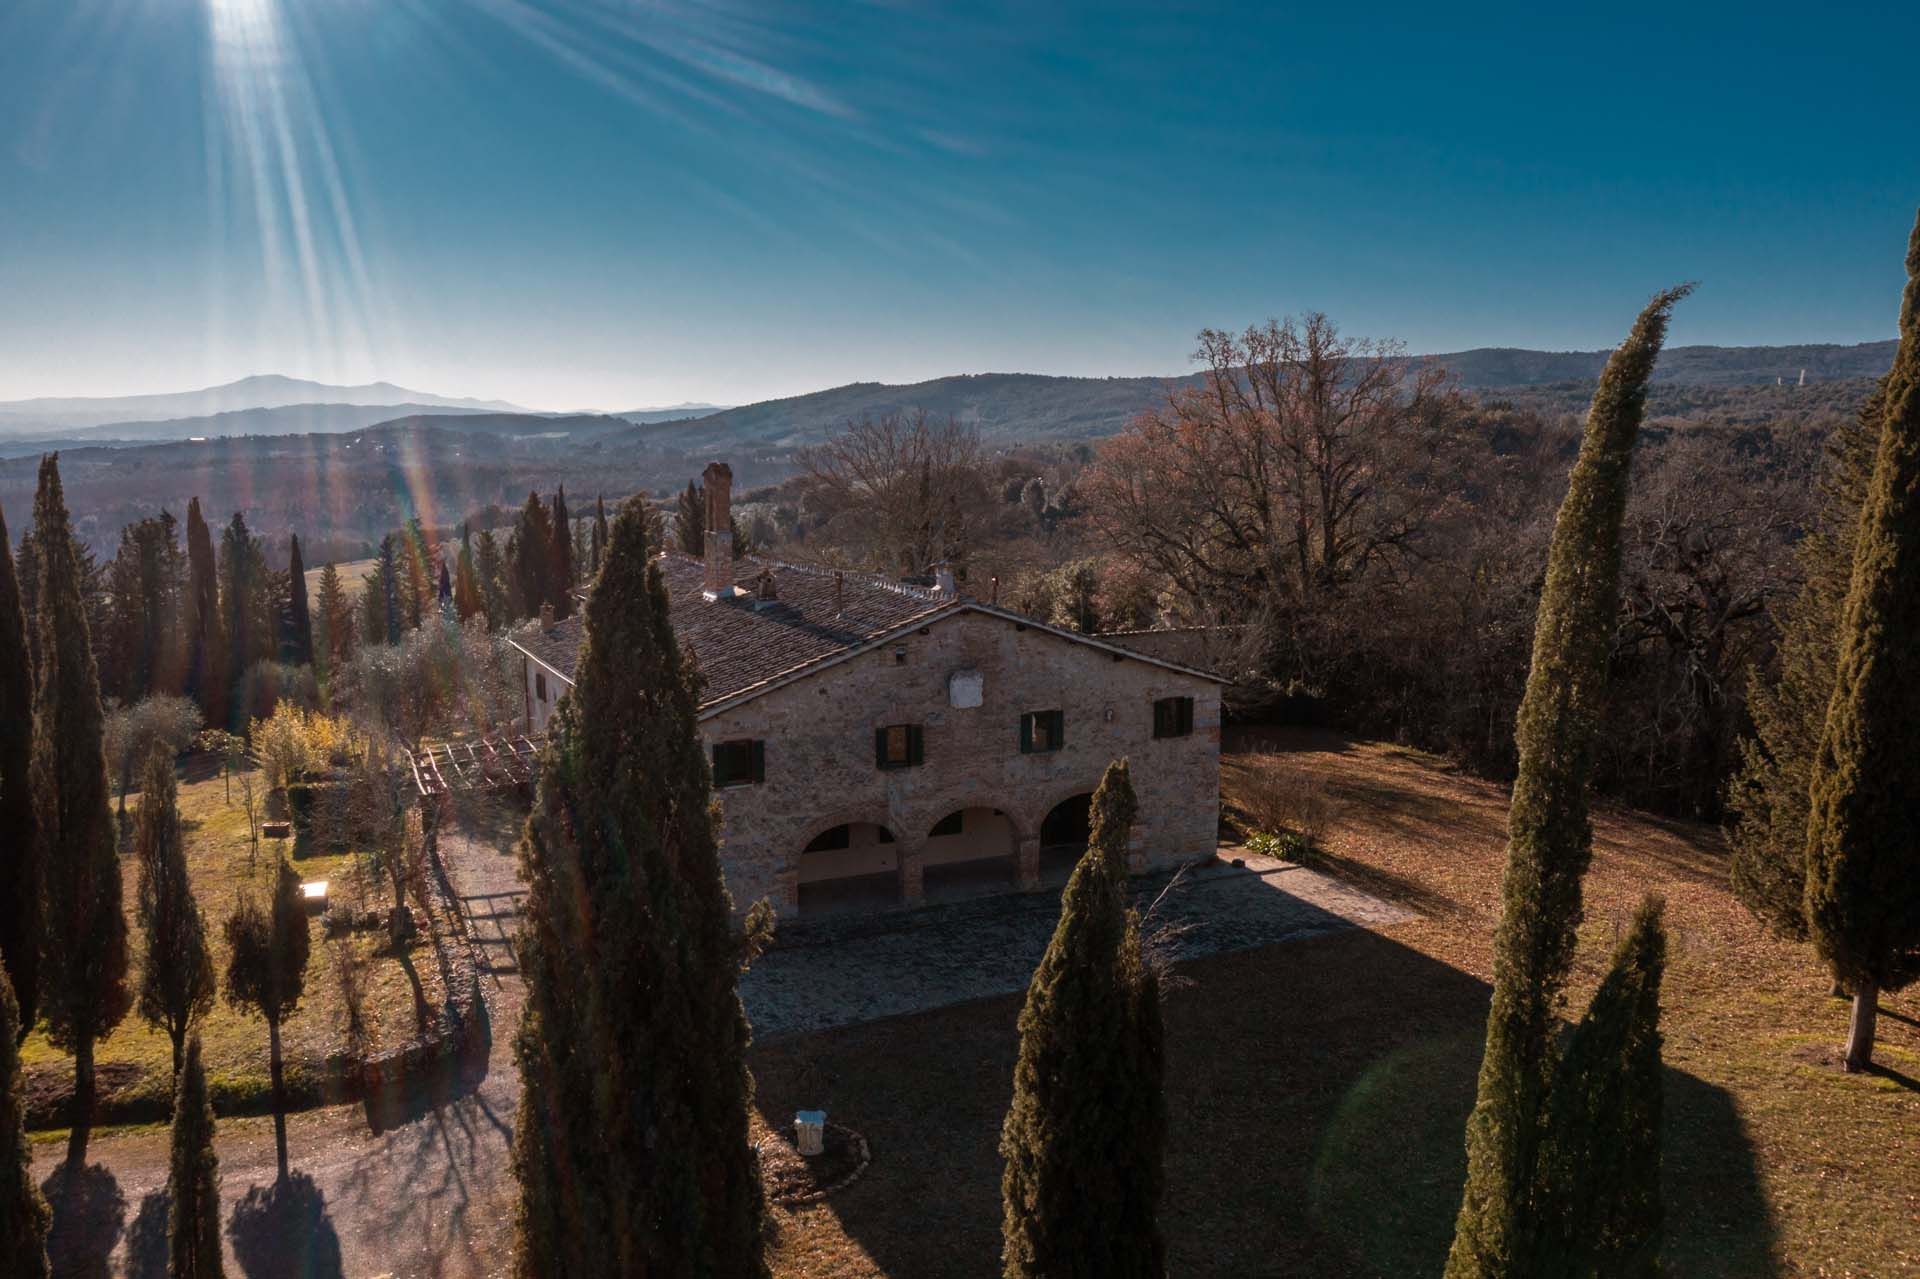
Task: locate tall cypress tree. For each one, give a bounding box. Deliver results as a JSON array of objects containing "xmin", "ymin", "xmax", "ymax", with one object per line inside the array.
[
  {"xmin": 511, "ymin": 500, "xmax": 765, "ymax": 1279},
  {"xmin": 1445, "ymin": 287, "xmax": 1690, "ymax": 1278},
  {"xmin": 510, "ymin": 494, "xmax": 555, "ymax": 622},
  {"xmin": 0, "ymin": 502, "xmax": 40, "ymax": 1037},
  {"xmin": 167, "ymin": 1034, "xmax": 224, "ymax": 1279},
  {"xmin": 184, "ymin": 498, "xmax": 226, "ymax": 728},
  {"xmin": 676, "ymin": 479, "xmax": 705, "ymax": 556},
  {"xmin": 135, "ymin": 749, "xmax": 215, "ymax": 1079},
  {"xmin": 1001, "ymin": 758, "xmax": 1165, "ymax": 1279},
  {"xmin": 1727, "ymin": 390, "xmax": 1880, "ymax": 945},
  {"xmin": 549, "ymin": 486, "xmax": 573, "ymax": 617},
  {"xmin": 1532, "ymin": 897, "xmax": 1668, "ymax": 1278},
  {"xmin": 31, "ymin": 454, "xmax": 132, "ymax": 1166},
  {"xmin": 284, "ymin": 534, "xmax": 313, "ymax": 667},
  {"xmin": 312, "ymin": 562, "xmax": 344, "ymax": 679},
  {"xmin": 0, "ymin": 971, "xmax": 50, "ymax": 1278},
  {"xmin": 453, "ymin": 542, "xmax": 483, "ymax": 623},
  {"xmin": 218, "ymin": 513, "xmax": 265, "ymax": 728},
  {"xmin": 1805, "ymin": 209, "xmax": 1920, "ymax": 1072}
]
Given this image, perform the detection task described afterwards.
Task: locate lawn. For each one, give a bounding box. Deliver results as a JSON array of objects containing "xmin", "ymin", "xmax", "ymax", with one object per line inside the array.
[
  {"xmin": 748, "ymin": 729, "xmax": 1920, "ymax": 1278},
  {"xmin": 19, "ymin": 755, "xmax": 448, "ymax": 1126}
]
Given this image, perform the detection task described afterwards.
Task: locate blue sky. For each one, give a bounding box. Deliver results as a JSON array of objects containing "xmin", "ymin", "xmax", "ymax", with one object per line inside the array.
[{"xmin": 1, "ymin": 0, "xmax": 1914, "ymax": 409}]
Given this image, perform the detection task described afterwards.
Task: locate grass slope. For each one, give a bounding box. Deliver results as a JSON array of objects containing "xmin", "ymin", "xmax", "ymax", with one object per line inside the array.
[{"xmin": 19, "ymin": 759, "xmax": 445, "ymax": 1126}]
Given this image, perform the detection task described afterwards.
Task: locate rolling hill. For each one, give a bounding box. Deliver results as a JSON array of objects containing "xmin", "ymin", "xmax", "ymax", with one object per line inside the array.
[{"xmin": 613, "ymin": 340, "xmax": 1898, "ymax": 450}]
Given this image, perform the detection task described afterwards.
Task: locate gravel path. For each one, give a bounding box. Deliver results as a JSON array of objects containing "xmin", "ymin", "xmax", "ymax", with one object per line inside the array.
[{"xmin": 743, "ymin": 854, "xmax": 1408, "ymax": 1039}]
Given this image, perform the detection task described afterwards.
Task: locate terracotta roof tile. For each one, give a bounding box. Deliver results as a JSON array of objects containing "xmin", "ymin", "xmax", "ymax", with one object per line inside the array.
[{"xmin": 510, "ymin": 553, "xmax": 949, "ymax": 710}]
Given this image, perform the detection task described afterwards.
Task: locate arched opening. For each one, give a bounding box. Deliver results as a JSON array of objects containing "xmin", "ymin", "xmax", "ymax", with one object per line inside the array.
[
  {"xmin": 922, "ymin": 806, "xmax": 1017, "ymax": 901},
  {"xmin": 797, "ymin": 821, "xmax": 900, "ymax": 916},
  {"xmin": 1039, "ymin": 793, "xmax": 1094, "ymax": 878}
]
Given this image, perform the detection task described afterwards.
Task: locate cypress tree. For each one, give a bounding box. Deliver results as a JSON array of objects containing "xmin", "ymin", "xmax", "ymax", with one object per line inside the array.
[
  {"xmin": 31, "ymin": 454, "xmax": 132, "ymax": 1166},
  {"xmin": 476, "ymin": 528, "xmax": 508, "ymax": 629},
  {"xmin": 1001, "ymin": 758, "xmax": 1165, "ymax": 1279},
  {"xmin": 511, "ymin": 500, "xmax": 766, "ymax": 1278},
  {"xmin": 591, "ymin": 495, "xmax": 608, "ymax": 575},
  {"xmin": 0, "ymin": 501, "xmax": 41, "ymax": 1037},
  {"xmin": 550, "ymin": 487, "xmax": 573, "ymax": 617},
  {"xmin": 167, "ymin": 1033, "xmax": 224, "ymax": 1279},
  {"xmin": 376, "ymin": 534, "xmax": 401, "ymax": 645},
  {"xmin": 184, "ymin": 498, "xmax": 226, "ymax": 728},
  {"xmin": 1445, "ymin": 287, "xmax": 1691, "ymax": 1278},
  {"xmin": 135, "ymin": 748, "xmax": 215, "ymax": 1079},
  {"xmin": 1727, "ymin": 390, "xmax": 1880, "ymax": 944},
  {"xmin": 1533, "ymin": 897, "xmax": 1668, "ymax": 1279},
  {"xmin": 677, "ymin": 479, "xmax": 705, "ymax": 556},
  {"xmin": 312, "ymin": 562, "xmax": 343, "ymax": 678},
  {"xmin": 452, "ymin": 543, "xmax": 482, "ymax": 623},
  {"xmin": 510, "ymin": 493, "xmax": 555, "ymax": 621},
  {"xmin": 222, "ymin": 860, "xmax": 309, "ymax": 1182},
  {"xmin": 0, "ymin": 970, "xmax": 50, "ymax": 1278},
  {"xmin": 284, "ymin": 534, "xmax": 313, "ymax": 667},
  {"xmin": 1805, "ymin": 209, "xmax": 1920, "ymax": 1072}
]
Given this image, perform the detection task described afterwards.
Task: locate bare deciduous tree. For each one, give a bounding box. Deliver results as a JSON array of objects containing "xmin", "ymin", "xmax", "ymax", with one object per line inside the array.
[
  {"xmin": 1085, "ymin": 314, "xmax": 1472, "ymax": 621},
  {"xmin": 795, "ymin": 410, "xmax": 994, "ymax": 574}
]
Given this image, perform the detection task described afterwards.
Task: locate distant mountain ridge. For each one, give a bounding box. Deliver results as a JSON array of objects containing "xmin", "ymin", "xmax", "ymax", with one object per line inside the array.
[
  {"xmin": 613, "ymin": 340, "xmax": 1897, "ymax": 449},
  {"xmin": 0, "ymin": 374, "xmax": 524, "ymax": 436}
]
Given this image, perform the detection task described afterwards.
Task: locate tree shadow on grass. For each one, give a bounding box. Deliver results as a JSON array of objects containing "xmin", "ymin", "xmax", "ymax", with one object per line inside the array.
[
  {"xmin": 125, "ymin": 1190, "xmax": 170, "ymax": 1279},
  {"xmin": 1308, "ymin": 1024, "xmax": 1780, "ymax": 1278},
  {"xmin": 228, "ymin": 1173, "xmax": 344, "ymax": 1279},
  {"xmin": 41, "ymin": 1160, "xmax": 125, "ymax": 1279},
  {"xmin": 777, "ymin": 927, "xmax": 1781, "ymax": 1278}
]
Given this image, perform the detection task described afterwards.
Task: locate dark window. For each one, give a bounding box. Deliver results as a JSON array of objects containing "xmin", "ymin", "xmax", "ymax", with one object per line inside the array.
[
  {"xmin": 535, "ymin": 670, "xmax": 548, "ymax": 702},
  {"xmin": 804, "ymin": 824, "xmax": 851, "ymax": 853},
  {"xmin": 1153, "ymin": 696, "xmax": 1195, "ymax": 739},
  {"xmin": 930, "ymin": 811, "xmax": 964, "ymax": 838},
  {"xmin": 875, "ymin": 723, "xmax": 925, "ymax": 770},
  {"xmin": 877, "ymin": 826, "xmax": 896, "ymax": 844},
  {"xmin": 1020, "ymin": 710, "xmax": 1065, "ymax": 754},
  {"xmin": 712, "ymin": 739, "xmax": 765, "ymax": 787}
]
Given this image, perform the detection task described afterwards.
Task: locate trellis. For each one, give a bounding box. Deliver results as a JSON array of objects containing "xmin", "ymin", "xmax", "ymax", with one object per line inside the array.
[{"xmin": 405, "ymin": 734, "xmax": 547, "ymax": 797}]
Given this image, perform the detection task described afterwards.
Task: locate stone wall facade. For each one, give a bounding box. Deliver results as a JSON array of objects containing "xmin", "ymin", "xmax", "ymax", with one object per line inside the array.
[{"xmin": 698, "ymin": 608, "xmax": 1222, "ymax": 915}]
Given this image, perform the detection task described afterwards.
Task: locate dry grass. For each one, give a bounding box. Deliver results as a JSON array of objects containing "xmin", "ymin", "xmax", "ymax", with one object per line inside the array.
[
  {"xmin": 19, "ymin": 758, "xmax": 447, "ymax": 1124},
  {"xmin": 749, "ymin": 728, "xmax": 1919, "ymax": 1278}
]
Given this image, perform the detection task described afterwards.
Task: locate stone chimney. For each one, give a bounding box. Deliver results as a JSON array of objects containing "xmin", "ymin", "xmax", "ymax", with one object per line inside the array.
[
  {"xmin": 702, "ymin": 461, "xmax": 741, "ymax": 600},
  {"xmin": 931, "ymin": 562, "xmax": 958, "ymax": 598},
  {"xmin": 539, "ymin": 602, "xmax": 556, "ymax": 633}
]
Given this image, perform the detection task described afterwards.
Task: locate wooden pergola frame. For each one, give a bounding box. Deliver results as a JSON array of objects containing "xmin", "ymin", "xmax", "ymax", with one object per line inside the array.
[{"xmin": 405, "ymin": 734, "xmax": 547, "ymax": 797}]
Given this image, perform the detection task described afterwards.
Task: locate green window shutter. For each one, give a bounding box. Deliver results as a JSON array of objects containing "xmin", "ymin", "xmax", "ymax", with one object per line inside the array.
[
  {"xmin": 1181, "ymin": 697, "xmax": 1194, "ymax": 735},
  {"xmin": 751, "ymin": 739, "xmax": 766, "ymax": 783},
  {"xmin": 1050, "ymin": 710, "xmax": 1064, "ymax": 750},
  {"xmin": 876, "ymin": 727, "xmax": 889, "ymax": 769},
  {"xmin": 1019, "ymin": 713, "xmax": 1033, "ymax": 754},
  {"xmin": 908, "ymin": 724, "xmax": 924, "ymax": 766},
  {"xmin": 1153, "ymin": 698, "xmax": 1169, "ymax": 738}
]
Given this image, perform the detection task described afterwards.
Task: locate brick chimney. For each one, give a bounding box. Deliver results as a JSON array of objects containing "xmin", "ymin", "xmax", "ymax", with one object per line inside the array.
[
  {"xmin": 702, "ymin": 460, "xmax": 741, "ymax": 600},
  {"xmin": 539, "ymin": 602, "xmax": 556, "ymax": 632}
]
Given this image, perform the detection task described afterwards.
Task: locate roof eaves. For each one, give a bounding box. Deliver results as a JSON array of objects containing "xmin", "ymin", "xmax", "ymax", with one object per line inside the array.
[{"xmin": 959, "ymin": 603, "xmax": 1231, "ymax": 684}]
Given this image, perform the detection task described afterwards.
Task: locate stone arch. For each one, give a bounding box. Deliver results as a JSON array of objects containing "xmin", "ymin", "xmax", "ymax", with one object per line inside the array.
[
  {"xmin": 917, "ymin": 801, "xmax": 1019, "ymax": 902},
  {"xmin": 790, "ymin": 808, "xmax": 902, "ymax": 917},
  {"xmin": 1033, "ymin": 788, "xmax": 1099, "ymax": 879}
]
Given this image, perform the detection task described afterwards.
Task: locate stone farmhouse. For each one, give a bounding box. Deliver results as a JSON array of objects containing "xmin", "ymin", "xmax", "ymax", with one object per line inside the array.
[{"xmin": 508, "ymin": 463, "xmax": 1225, "ymax": 917}]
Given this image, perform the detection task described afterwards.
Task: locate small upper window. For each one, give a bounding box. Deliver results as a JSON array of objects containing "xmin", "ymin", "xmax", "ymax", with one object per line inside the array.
[
  {"xmin": 535, "ymin": 670, "xmax": 548, "ymax": 702},
  {"xmin": 1153, "ymin": 696, "xmax": 1195, "ymax": 739},
  {"xmin": 1020, "ymin": 710, "xmax": 1065, "ymax": 754},
  {"xmin": 875, "ymin": 723, "xmax": 925, "ymax": 770},
  {"xmin": 712, "ymin": 739, "xmax": 765, "ymax": 787}
]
